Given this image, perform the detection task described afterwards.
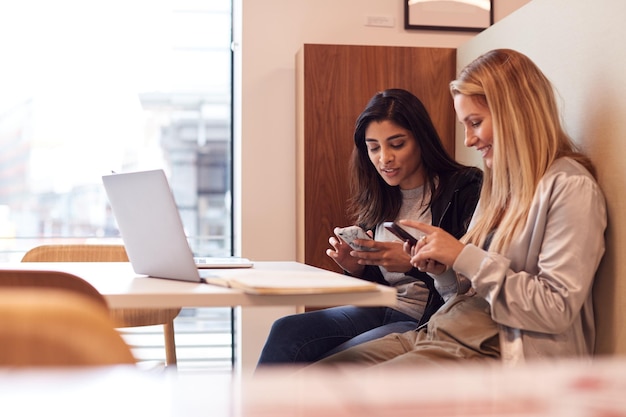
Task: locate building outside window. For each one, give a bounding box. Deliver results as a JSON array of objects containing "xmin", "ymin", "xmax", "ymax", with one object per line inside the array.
[{"xmin": 0, "ymin": 0, "xmax": 234, "ymax": 371}]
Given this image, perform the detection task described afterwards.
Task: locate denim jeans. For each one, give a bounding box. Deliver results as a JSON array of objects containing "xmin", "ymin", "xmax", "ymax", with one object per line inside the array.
[{"xmin": 256, "ymin": 306, "xmax": 416, "ymax": 366}]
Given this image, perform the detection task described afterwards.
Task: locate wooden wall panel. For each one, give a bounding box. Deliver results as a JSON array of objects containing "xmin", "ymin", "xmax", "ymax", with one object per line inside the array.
[{"xmin": 296, "ymin": 44, "xmax": 456, "ymax": 273}]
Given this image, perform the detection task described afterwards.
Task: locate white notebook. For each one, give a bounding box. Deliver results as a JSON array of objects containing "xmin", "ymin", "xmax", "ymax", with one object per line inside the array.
[{"xmin": 202, "ymin": 271, "xmax": 378, "ymax": 295}]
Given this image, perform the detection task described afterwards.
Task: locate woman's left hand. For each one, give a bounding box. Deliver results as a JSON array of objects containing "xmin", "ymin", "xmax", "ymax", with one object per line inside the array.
[
  {"xmin": 348, "ymin": 239, "xmax": 413, "ymax": 273},
  {"xmin": 399, "ymin": 219, "xmax": 466, "ymax": 274}
]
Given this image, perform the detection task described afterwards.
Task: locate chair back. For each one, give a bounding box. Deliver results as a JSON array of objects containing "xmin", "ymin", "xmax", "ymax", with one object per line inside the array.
[
  {"xmin": 21, "ymin": 244, "xmax": 129, "ymax": 262},
  {"xmin": 0, "ymin": 288, "xmax": 136, "ymax": 366},
  {"xmin": 0, "ymin": 269, "xmax": 108, "ymax": 309}
]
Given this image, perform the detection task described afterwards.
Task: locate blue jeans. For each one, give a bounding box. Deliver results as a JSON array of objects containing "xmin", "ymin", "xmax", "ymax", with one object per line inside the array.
[{"xmin": 256, "ymin": 306, "xmax": 417, "ymax": 366}]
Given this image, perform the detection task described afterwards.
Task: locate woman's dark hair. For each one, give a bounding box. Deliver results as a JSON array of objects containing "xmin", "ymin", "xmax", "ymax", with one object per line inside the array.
[{"xmin": 348, "ymin": 88, "xmax": 465, "ymax": 229}]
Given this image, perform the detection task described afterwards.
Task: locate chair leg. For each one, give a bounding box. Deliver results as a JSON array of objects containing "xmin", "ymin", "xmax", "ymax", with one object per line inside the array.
[{"xmin": 164, "ymin": 321, "xmax": 177, "ymax": 367}]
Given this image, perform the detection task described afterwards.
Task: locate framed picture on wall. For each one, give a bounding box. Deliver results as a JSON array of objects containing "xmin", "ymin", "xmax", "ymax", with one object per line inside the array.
[{"xmin": 404, "ymin": 0, "xmax": 494, "ymax": 32}]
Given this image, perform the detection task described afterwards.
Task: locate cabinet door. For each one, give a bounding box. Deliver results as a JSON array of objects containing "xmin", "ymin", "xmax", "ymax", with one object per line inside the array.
[{"xmin": 297, "ymin": 44, "xmax": 456, "ymax": 273}]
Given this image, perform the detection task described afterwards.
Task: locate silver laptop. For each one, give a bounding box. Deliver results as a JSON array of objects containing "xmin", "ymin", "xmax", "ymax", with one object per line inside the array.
[{"xmin": 102, "ymin": 169, "xmax": 252, "ymax": 282}]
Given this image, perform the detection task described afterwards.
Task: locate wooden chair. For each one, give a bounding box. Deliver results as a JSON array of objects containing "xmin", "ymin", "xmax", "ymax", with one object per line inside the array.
[
  {"xmin": 21, "ymin": 244, "xmax": 180, "ymax": 367},
  {"xmin": 0, "ymin": 268, "xmax": 108, "ymax": 308},
  {"xmin": 0, "ymin": 287, "xmax": 136, "ymax": 366}
]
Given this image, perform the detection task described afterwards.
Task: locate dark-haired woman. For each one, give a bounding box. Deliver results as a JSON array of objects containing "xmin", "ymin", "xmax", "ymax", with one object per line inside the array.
[{"xmin": 257, "ymin": 88, "xmax": 482, "ymax": 367}]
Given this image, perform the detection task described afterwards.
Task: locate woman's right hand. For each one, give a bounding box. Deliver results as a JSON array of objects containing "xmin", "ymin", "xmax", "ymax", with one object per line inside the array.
[
  {"xmin": 399, "ymin": 219, "xmax": 465, "ymax": 272},
  {"xmin": 326, "ymin": 228, "xmax": 365, "ymax": 277}
]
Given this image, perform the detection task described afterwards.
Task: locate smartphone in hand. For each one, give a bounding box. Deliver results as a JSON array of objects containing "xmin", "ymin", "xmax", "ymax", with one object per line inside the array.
[
  {"xmin": 383, "ymin": 222, "xmax": 419, "ymax": 246},
  {"xmin": 335, "ymin": 225, "xmax": 376, "ymax": 251}
]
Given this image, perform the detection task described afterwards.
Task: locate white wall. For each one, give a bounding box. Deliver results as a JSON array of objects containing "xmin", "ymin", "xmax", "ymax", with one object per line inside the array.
[
  {"xmin": 236, "ymin": 0, "xmax": 531, "ymax": 261},
  {"xmin": 455, "ymin": 0, "xmax": 626, "ymax": 355}
]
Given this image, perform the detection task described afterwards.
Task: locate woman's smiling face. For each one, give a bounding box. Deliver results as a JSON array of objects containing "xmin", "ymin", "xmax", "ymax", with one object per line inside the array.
[
  {"xmin": 454, "ymin": 94, "xmax": 494, "ymax": 169},
  {"xmin": 365, "ymin": 120, "xmax": 425, "ymax": 190}
]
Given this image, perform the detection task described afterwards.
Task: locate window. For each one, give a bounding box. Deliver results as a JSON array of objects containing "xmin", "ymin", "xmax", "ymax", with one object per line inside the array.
[
  {"xmin": 0, "ymin": 0, "xmax": 234, "ymax": 370},
  {"xmin": 0, "ymin": 0, "xmax": 233, "ymax": 257}
]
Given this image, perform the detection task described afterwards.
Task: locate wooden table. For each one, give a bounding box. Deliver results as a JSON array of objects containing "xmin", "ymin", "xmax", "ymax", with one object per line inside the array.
[{"xmin": 0, "ymin": 261, "xmax": 397, "ymax": 372}]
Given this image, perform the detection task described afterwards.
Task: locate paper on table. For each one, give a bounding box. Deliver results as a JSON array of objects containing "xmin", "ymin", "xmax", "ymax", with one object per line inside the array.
[{"xmin": 202, "ymin": 271, "xmax": 378, "ymax": 295}]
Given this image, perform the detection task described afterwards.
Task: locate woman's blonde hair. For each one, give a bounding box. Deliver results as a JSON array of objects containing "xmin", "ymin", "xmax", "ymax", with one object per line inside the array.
[{"xmin": 449, "ymin": 49, "xmax": 593, "ymax": 252}]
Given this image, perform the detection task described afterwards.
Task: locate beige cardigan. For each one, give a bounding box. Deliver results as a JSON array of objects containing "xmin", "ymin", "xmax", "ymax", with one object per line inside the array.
[{"xmin": 453, "ymin": 157, "xmax": 607, "ymax": 365}]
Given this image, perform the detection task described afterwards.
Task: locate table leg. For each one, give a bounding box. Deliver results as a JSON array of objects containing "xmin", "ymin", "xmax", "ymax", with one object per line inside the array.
[{"xmin": 234, "ymin": 306, "xmax": 300, "ymax": 376}]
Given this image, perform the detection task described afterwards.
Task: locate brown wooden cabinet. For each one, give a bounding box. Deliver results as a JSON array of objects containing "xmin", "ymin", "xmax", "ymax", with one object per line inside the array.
[{"xmin": 296, "ymin": 44, "xmax": 456, "ymax": 273}]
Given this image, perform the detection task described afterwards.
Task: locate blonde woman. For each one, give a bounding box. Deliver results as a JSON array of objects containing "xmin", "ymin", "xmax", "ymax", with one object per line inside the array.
[{"xmin": 310, "ymin": 49, "xmax": 607, "ymax": 368}]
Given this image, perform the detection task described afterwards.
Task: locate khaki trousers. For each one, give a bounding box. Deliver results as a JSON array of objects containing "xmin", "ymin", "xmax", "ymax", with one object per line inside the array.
[{"xmin": 311, "ymin": 291, "xmax": 501, "ymax": 369}]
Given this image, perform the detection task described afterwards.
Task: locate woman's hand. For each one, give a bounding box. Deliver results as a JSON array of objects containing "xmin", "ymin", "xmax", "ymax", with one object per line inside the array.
[
  {"xmin": 326, "ymin": 226, "xmax": 414, "ymax": 274},
  {"xmin": 399, "ymin": 219, "xmax": 465, "ymax": 274},
  {"xmin": 326, "ymin": 228, "xmax": 366, "ymax": 276},
  {"xmin": 345, "ymin": 238, "xmax": 413, "ymax": 273}
]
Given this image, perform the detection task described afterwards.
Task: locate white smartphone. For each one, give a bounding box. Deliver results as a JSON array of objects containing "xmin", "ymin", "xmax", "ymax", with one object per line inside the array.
[{"xmin": 335, "ymin": 225, "xmax": 376, "ymax": 251}]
